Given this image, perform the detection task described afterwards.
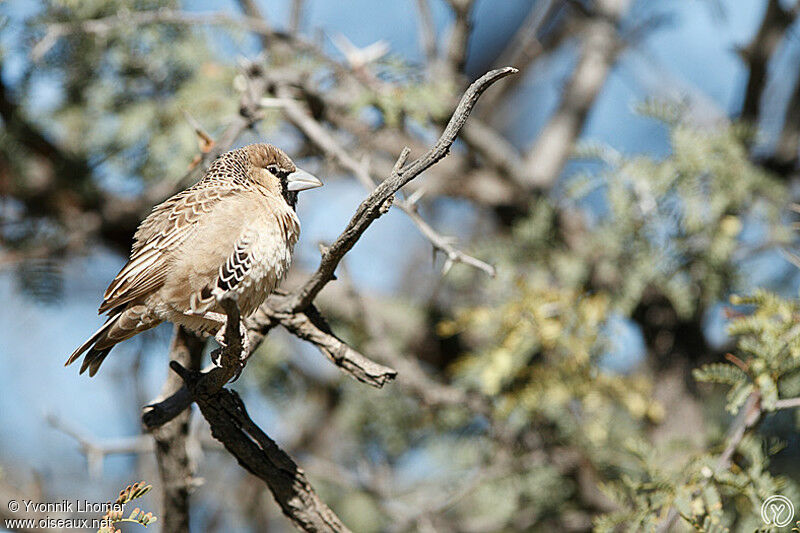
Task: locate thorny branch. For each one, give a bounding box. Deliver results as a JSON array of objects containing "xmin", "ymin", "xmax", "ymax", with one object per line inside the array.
[
  {"xmin": 274, "ymin": 84, "xmax": 497, "ymax": 277},
  {"xmin": 280, "ymin": 66, "xmax": 517, "ymax": 312},
  {"xmin": 164, "ymin": 298, "xmax": 350, "ymax": 532}
]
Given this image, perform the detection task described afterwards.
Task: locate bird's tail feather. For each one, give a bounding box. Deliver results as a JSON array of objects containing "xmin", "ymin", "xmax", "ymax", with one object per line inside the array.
[
  {"xmin": 66, "ymin": 312, "xmax": 126, "ymax": 377},
  {"xmin": 67, "ymin": 306, "xmax": 163, "ymax": 377},
  {"xmin": 66, "ymin": 314, "xmax": 120, "ymax": 367}
]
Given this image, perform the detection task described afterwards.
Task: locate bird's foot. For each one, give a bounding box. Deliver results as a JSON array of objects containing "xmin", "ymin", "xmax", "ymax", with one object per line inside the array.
[
  {"xmin": 211, "ymin": 285, "xmax": 239, "ymax": 304},
  {"xmin": 212, "ymin": 320, "xmax": 250, "ymax": 382}
]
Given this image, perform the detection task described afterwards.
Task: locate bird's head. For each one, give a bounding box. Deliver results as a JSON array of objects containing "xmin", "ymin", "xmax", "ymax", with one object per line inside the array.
[{"xmin": 245, "ymin": 143, "xmax": 323, "ymax": 208}]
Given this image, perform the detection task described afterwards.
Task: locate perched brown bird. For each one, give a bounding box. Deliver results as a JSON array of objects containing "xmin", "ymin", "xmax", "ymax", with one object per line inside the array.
[{"xmin": 67, "ymin": 143, "xmax": 322, "ymax": 376}]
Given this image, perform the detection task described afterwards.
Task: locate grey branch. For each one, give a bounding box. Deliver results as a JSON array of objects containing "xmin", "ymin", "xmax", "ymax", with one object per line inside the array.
[
  {"xmin": 185, "ymin": 382, "xmax": 351, "ymax": 532},
  {"xmin": 441, "ymin": 0, "xmax": 475, "ymax": 77},
  {"xmin": 150, "ymin": 326, "xmax": 206, "ymax": 533},
  {"xmin": 144, "ymin": 298, "xmax": 398, "ymax": 431},
  {"xmin": 46, "ymin": 414, "xmax": 155, "ymax": 478},
  {"xmin": 523, "ymin": 0, "xmax": 630, "ymax": 189},
  {"xmin": 160, "ymin": 298, "xmax": 352, "ymax": 532},
  {"xmin": 775, "ymin": 396, "xmax": 800, "ymax": 409},
  {"xmin": 274, "ymin": 84, "xmax": 496, "ymax": 277},
  {"xmin": 415, "ymin": 0, "xmax": 438, "ymax": 63},
  {"xmin": 253, "ymin": 301, "xmax": 398, "ymax": 388},
  {"xmin": 281, "ymin": 66, "xmax": 517, "ymax": 312}
]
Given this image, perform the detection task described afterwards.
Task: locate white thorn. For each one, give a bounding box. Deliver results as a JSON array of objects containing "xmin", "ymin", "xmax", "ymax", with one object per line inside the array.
[{"xmin": 441, "ymin": 258, "xmax": 454, "ymax": 277}]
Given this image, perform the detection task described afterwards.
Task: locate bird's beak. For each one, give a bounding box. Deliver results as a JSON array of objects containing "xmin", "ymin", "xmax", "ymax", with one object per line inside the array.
[{"xmin": 286, "ymin": 168, "xmax": 323, "ymax": 191}]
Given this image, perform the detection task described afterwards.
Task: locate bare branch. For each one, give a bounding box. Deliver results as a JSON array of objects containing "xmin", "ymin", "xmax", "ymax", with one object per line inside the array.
[
  {"xmin": 289, "ymin": 0, "xmax": 306, "ymax": 35},
  {"xmin": 776, "ymin": 396, "xmax": 800, "ymax": 409},
  {"xmin": 234, "ymin": 0, "xmax": 272, "ymax": 49},
  {"xmin": 150, "ymin": 326, "xmax": 205, "ymax": 533},
  {"xmin": 770, "ymin": 67, "xmax": 800, "ymax": 172},
  {"xmin": 415, "ymin": 0, "xmax": 438, "ymax": 64},
  {"xmin": 274, "ymin": 84, "xmax": 496, "ymax": 277},
  {"xmin": 739, "ymin": 0, "xmax": 798, "ymax": 123},
  {"xmin": 151, "ymin": 299, "xmax": 352, "ymax": 531},
  {"xmin": 523, "ymin": 0, "xmax": 631, "ymax": 189},
  {"xmin": 441, "ymin": 0, "xmax": 475, "ymax": 76},
  {"xmin": 282, "ymin": 66, "xmax": 517, "ymax": 311},
  {"xmin": 475, "ymin": 0, "xmax": 562, "ymax": 118},
  {"xmin": 459, "ymin": 118, "xmax": 527, "ymax": 188},
  {"xmin": 254, "ymin": 302, "xmax": 398, "ymax": 388},
  {"xmin": 46, "ymin": 415, "xmax": 154, "ymax": 478},
  {"xmin": 143, "ymin": 304, "xmax": 395, "ymax": 430},
  {"xmin": 184, "ymin": 383, "xmax": 352, "ymax": 532}
]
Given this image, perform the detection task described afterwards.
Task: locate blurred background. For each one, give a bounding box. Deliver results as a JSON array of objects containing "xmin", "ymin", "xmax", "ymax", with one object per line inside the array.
[{"xmin": 2, "ymin": 0, "xmax": 800, "ymax": 531}]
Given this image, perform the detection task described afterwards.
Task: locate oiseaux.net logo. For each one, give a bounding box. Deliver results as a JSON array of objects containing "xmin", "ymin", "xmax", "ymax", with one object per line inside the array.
[{"xmin": 761, "ymin": 495, "xmax": 795, "ymax": 528}]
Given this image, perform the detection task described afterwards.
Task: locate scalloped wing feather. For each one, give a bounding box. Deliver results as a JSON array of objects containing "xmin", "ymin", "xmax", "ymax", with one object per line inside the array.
[{"xmin": 99, "ymin": 184, "xmax": 237, "ymax": 314}]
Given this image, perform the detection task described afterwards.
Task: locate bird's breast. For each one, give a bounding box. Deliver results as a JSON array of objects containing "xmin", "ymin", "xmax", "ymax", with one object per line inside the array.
[{"xmin": 235, "ymin": 210, "xmax": 300, "ymax": 316}]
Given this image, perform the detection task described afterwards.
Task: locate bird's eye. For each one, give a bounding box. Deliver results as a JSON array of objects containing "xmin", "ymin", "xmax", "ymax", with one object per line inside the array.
[{"xmin": 266, "ymin": 164, "xmax": 290, "ymax": 179}]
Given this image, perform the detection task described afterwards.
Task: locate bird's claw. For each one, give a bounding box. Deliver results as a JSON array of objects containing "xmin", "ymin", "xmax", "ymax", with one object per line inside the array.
[
  {"xmin": 211, "ymin": 285, "xmax": 239, "ymax": 303},
  {"xmin": 212, "ymin": 321, "xmax": 250, "ymax": 382}
]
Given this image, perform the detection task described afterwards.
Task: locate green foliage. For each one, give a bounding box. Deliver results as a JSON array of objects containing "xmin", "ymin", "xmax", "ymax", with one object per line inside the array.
[
  {"xmin": 594, "ymin": 434, "xmax": 794, "ymax": 532},
  {"xmin": 695, "ymin": 290, "xmax": 800, "ymax": 413},
  {"xmin": 5, "ymin": 3, "xmax": 799, "ymax": 530},
  {"xmin": 442, "ymin": 116, "xmax": 798, "ymax": 531},
  {"xmin": 97, "ymin": 481, "xmax": 157, "ymax": 533},
  {"xmin": 596, "ymin": 289, "xmax": 800, "ymax": 531},
  {"xmin": 443, "ymin": 280, "xmax": 662, "ymax": 427},
  {"xmin": 473, "ymin": 117, "xmax": 790, "ymax": 322},
  {"xmin": 31, "ymin": 0, "xmax": 237, "ymax": 183}
]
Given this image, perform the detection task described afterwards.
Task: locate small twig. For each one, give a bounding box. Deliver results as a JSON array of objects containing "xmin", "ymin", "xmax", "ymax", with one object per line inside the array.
[
  {"xmin": 47, "ymin": 415, "xmax": 153, "ymax": 478},
  {"xmin": 724, "ymin": 352, "xmax": 749, "ymax": 372},
  {"xmin": 775, "ymin": 396, "xmax": 800, "ymax": 409},
  {"xmin": 289, "ymin": 0, "xmax": 305, "ymax": 35},
  {"xmin": 142, "ymin": 300, "xmax": 397, "ymax": 430},
  {"xmin": 181, "ymin": 109, "xmax": 215, "ymax": 152},
  {"xmin": 441, "ymin": 0, "xmax": 475, "ymax": 76}
]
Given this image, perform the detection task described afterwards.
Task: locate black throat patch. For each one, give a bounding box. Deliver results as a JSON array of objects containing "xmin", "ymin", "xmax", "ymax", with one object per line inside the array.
[{"xmin": 281, "ymin": 180, "xmax": 299, "ymax": 210}]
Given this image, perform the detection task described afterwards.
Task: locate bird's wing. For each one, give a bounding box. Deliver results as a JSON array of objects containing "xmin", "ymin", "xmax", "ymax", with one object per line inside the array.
[{"xmin": 99, "ymin": 183, "xmax": 237, "ymax": 313}]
